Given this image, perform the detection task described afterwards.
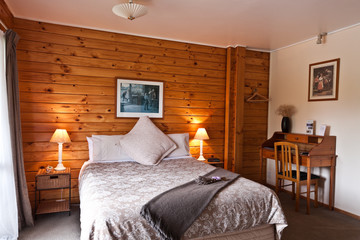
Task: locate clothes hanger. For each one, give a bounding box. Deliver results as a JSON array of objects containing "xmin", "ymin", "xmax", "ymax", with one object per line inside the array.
[{"xmin": 246, "ymin": 89, "xmax": 269, "ymax": 103}]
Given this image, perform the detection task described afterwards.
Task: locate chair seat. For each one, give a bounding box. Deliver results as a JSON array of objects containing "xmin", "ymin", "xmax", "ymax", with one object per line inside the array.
[{"xmin": 278, "ymin": 170, "xmax": 320, "ymax": 181}]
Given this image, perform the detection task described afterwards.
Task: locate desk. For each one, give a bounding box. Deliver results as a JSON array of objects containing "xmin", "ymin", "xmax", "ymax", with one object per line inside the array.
[{"xmin": 260, "ymin": 132, "xmax": 337, "ymax": 214}]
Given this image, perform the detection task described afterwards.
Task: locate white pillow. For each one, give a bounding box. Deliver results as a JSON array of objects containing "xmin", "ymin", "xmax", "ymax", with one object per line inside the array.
[
  {"xmin": 91, "ymin": 135, "xmax": 132, "ymax": 162},
  {"xmin": 120, "ymin": 116, "xmax": 177, "ymax": 165},
  {"xmin": 86, "ymin": 137, "xmax": 94, "ymax": 161},
  {"xmin": 166, "ymin": 133, "xmax": 191, "ymax": 158}
]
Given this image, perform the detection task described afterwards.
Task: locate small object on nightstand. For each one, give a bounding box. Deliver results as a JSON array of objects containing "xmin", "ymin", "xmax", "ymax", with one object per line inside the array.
[
  {"xmin": 46, "ymin": 165, "xmax": 53, "ymax": 173},
  {"xmin": 208, "ymin": 157, "xmax": 220, "ymax": 162},
  {"xmin": 204, "ymin": 159, "xmax": 224, "ymax": 168},
  {"xmin": 35, "ymin": 167, "xmax": 71, "ymax": 217}
]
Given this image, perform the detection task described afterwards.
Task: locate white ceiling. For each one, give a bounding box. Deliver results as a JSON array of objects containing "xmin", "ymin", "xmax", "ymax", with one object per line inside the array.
[{"xmin": 5, "ymin": 0, "xmax": 360, "ymax": 51}]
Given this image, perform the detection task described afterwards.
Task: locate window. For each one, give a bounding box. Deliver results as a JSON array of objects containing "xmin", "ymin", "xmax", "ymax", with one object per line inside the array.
[{"xmin": 0, "ymin": 31, "xmax": 18, "ymax": 240}]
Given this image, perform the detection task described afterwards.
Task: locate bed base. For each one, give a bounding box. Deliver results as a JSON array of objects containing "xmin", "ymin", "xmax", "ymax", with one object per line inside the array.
[{"xmin": 190, "ymin": 224, "xmax": 275, "ymax": 240}]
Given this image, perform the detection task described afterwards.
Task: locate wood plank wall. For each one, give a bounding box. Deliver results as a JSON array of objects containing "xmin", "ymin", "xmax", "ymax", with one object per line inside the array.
[
  {"xmin": 242, "ymin": 50, "xmax": 269, "ymax": 181},
  {"xmin": 13, "ymin": 18, "xmax": 227, "ymax": 206},
  {"xmin": 225, "ymin": 47, "xmax": 269, "ymax": 182},
  {"xmin": 13, "ymin": 17, "xmax": 269, "ymax": 207}
]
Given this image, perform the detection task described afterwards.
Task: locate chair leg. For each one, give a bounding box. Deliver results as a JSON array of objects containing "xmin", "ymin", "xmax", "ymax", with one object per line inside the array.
[
  {"xmin": 292, "ymin": 182, "xmax": 295, "ymax": 200},
  {"xmin": 314, "ymin": 180, "xmax": 319, "ymax": 208},
  {"xmin": 295, "ymin": 182, "xmax": 300, "ymax": 212},
  {"xmin": 275, "ymin": 178, "xmax": 280, "ymax": 194}
]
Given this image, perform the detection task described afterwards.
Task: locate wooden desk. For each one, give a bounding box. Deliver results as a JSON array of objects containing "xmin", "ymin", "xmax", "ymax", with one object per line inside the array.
[{"xmin": 260, "ymin": 132, "xmax": 337, "ymax": 214}]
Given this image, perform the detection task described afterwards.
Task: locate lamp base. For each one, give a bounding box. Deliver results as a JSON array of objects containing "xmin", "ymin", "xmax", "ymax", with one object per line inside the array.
[
  {"xmin": 55, "ymin": 163, "xmax": 66, "ymax": 171},
  {"xmin": 197, "ymin": 156, "xmax": 206, "ymax": 161}
]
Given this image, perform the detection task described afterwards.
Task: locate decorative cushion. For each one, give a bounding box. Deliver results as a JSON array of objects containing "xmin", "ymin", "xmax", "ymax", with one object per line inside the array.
[
  {"xmin": 166, "ymin": 133, "xmax": 191, "ymax": 158},
  {"xmin": 91, "ymin": 135, "xmax": 132, "ymax": 162},
  {"xmin": 120, "ymin": 116, "xmax": 177, "ymax": 165}
]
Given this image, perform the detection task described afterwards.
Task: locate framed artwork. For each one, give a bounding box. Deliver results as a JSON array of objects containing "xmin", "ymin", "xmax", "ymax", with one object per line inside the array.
[
  {"xmin": 308, "ymin": 58, "xmax": 340, "ymax": 101},
  {"xmin": 116, "ymin": 78, "xmax": 163, "ymax": 118}
]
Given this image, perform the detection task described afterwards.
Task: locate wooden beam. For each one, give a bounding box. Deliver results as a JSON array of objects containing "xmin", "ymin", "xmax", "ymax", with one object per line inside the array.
[
  {"xmin": 224, "ymin": 47, "xmax": 232, "ymax": 170},
  {"xmin": 234, "ymin": 47, "xmax": 246, "ymax": 174},
  {"xmin": 0, "ymin": 0, "xmax": 14, "ymax": 30}
]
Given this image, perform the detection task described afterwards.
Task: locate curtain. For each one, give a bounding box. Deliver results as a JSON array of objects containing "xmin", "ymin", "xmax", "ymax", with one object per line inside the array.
[
  {"xmin": 0, "ymin": 31, "xmax": 18, "ymax": 240},
  {"xmin": 5, "ymin": 29, "xmax": 34, "ymax": 229}
]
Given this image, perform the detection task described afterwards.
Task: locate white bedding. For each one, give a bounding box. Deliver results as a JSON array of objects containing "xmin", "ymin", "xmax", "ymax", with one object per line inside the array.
[{"xmin": 79, "ymin": 157, "xmax": 287, "ymax": 240}]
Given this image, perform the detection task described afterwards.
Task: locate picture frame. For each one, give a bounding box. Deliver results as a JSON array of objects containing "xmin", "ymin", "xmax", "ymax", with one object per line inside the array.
[
  {"xmin": 318, "ymin": 124, "xmax": 328, "ymax": 136},
  {"xmin": 308, "ymin": 58, "xmax": 340, "ymax": 101},
  {"xmin": 116, "ymin": 78, "xmax": 163, "ymax": 118}
]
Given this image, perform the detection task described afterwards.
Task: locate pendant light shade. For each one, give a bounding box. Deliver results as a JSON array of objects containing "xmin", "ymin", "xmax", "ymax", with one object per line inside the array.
[{"xmin": 112, "ymin": 0, "xmax": 147, "ymax": 20}]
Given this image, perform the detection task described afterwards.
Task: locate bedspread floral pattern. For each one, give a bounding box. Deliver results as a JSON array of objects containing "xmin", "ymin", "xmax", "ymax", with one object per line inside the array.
[{"xmin": 79, "ymin": 158, "xmax": 287, "ymax": 240}]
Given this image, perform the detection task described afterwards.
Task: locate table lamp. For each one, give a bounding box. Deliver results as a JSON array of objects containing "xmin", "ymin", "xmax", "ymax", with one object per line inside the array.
[
  {"xmin": 194, "ymin": 128, "xmax": 209, "ymax": 161},
  {"xmin": 50, "ymin": 129, "xmax": 71, "ymax": 171}
]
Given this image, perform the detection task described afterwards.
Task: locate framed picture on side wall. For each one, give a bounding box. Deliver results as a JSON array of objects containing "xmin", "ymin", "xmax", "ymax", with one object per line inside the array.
[
  {"xmin": 308, "ymin": 58, "xmax": 340, "ymax": 101},
  {"xmin": 116, "ymin": 78, "xmax": 163, "ymax": 118}
]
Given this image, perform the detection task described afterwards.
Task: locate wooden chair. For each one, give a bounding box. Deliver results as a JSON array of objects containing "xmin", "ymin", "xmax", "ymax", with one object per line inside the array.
[{"xmin": 274, "ymin": 142, "xmax": 320, "ymax": 213}]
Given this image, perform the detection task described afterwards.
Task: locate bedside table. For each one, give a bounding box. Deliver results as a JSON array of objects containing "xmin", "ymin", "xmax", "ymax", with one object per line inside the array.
[
  {"xmin": 35, "ymin": 167, "xmax": 71, "ymax": 217},
  {"xmin": 204, "ymin": 160, "xmax": 224, "ymax": 168}
]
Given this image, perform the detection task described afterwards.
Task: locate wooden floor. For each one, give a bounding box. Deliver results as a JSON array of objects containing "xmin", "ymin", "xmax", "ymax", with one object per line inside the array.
[{"xmin": 19, "ymin": 192, "xmax": 360, "ymax": 240}]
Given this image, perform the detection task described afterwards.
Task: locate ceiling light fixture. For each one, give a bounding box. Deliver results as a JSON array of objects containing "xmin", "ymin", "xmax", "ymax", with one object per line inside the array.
[
  {"xmin": 112, "ymin": 0, "xmax": 147, "ymax": 21},
  {"xmin": 316, "ymin": 32, "xmax": 327, "ymax": 44}
]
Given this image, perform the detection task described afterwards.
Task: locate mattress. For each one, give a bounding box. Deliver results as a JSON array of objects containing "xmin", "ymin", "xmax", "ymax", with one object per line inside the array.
[{"xmin": 79, "ymin": 157, "xmax": 287, "ymax": 240}]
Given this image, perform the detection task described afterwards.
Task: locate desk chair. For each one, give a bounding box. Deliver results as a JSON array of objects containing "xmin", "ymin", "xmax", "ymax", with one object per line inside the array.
[{"xmin": 274, "ymin": 142, "xmax": 320, "ymax": 213}]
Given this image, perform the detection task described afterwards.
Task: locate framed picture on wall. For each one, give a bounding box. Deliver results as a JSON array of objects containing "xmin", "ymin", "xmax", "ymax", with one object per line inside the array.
[
  {"xmin": 116, "ymin": 78, "xmax": 163, "ymax": 118},
  {"xmin": 308, "ymin": 58, "xmax": 340, "ymax": 101}
]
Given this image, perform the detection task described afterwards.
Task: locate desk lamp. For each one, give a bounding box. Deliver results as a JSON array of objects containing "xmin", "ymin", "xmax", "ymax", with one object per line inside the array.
[
  {"xmin": 194, "ymin": 128, "xmax": 209, "ymax": 161},
  {"xmin": 50, "ymin": 129, "xmax": 71, "ymax": 171}
]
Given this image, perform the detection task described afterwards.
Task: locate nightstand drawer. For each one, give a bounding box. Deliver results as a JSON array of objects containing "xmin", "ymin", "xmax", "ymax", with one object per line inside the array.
[{"xmin": 37, "ymin": 174, "xmax": 69, "ymax": 190}]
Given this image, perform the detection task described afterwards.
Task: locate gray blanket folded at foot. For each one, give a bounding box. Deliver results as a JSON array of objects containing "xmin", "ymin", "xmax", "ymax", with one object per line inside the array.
[{"xmin": 140, "ymin": 167, "xmax": 240, "ymax": 240}]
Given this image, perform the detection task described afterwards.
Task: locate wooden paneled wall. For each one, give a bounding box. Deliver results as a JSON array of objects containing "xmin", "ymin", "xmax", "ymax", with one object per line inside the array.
[
  {"xmin": 243, "ymin": 50, "xmax": 269, "ymax": 181},
  {"xmin": 14, "ymin": 18, "xmax": 227, "ymax": 205},
  {"xmin": 13, "ymin": 18, "xmax": 269, "ymax": 206},
  {"xmin": 225, "ymin": 47, "xmax": 269, "ymax": 182}
]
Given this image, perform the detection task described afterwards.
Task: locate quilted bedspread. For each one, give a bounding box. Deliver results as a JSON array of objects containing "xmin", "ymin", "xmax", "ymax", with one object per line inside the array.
[{"xmin": 79, "ymin": 157, "xmax": 287, "ymax": 240}]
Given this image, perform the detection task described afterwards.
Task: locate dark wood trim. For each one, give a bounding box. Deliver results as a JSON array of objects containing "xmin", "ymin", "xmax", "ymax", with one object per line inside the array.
[
  {"xmin": 234, "ymin": 46, "xmax": 245, "ymax": 173},
  {"xmin": 0, "ymin": 0, "xmax": 14, "ymax": 29},
  {"xmin": 224, "ymin": 47, "xmax": 232, "ymax": 170}
]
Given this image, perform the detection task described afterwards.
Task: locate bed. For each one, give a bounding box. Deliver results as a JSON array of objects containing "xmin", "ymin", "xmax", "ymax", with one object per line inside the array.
[
  {"xmin": 79, "ymin": 157, "xmax": 287, "ymax": 240},
  {"xmin": 79, "ymin": 117, "xmax": 287, "ymax": 240}
]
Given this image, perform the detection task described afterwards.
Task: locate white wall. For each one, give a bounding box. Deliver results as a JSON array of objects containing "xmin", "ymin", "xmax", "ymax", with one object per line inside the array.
[{"xmin": 268, "ymin": 24, "xmax": 360, "ymax": 216}]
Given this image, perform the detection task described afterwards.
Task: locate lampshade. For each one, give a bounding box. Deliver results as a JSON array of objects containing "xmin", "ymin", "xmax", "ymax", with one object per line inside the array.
[
  {"xmin": 194, "ymin": 128, "xmax": 209, "ymax": 140},
  {"xmin": 50, "ymin": 129, "xmax": 71, "ymax": 143},
  {"xmin": 112, "ymin": 0, "xmax": 147, "ymax": 21}
]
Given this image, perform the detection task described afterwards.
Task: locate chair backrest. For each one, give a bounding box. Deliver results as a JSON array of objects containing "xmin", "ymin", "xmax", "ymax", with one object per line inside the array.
[{"xmin": 274, "ymin": 142, "xmax": 300, "ymax": 182}]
